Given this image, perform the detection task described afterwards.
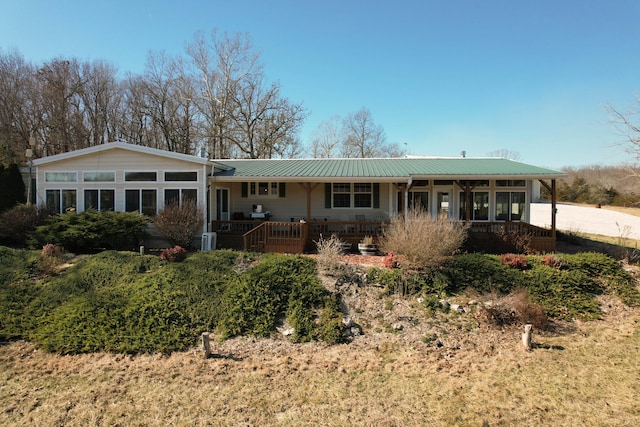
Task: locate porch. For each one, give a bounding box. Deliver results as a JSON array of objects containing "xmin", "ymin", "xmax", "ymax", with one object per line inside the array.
[{"xmin": 210, "ymin": 219, "xmax": 556, "ymax": 254}]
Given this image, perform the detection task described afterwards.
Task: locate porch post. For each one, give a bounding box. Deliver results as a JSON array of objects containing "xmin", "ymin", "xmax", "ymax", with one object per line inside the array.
[
  {"xmin": 551, "ymin": 179, "xmax": 557, "ymax": 239},
  {"xmin": 300, "ymin": 183, "xmax": 318, "ymax": 221}
]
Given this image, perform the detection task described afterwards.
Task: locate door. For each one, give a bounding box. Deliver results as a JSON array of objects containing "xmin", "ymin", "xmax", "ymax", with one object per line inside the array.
[
  {"xmin": 435, "ymin": 191, "xmax": 453, "ymax": 218},
  {"xmin": 216, "ymin": 188, "xmax": 229, "ymax": 221}
]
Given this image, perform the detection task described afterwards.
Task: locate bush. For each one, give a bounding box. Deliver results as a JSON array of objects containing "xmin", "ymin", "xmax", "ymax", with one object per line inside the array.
[
  {"xmin": 315, "ymin": 234, "xmax": 346, "ymax": 275},
  {"xmin": 0, "ymin": 204, "xmax": 51, "ymax": 247},
  {"xmin": 160, "ymin": 246, "xmax": 187, "ymax": 262},
  {"xmin": 216, "ymin": 254, "xmax": 329, "ymax": 341},
  {"xmin": 39, "ymin": 243, "xmax": 65, "ymax": 275},
  {"xmin": 153, "ymin": 199, "xmax": 203, "ymax": 249},
  {"xmin": 28, "ymin": 210, "xmax": 148, "ymax": 253},
  {"xmin": 379, "ymin": 207, "xmax": 468, "ymax": 271},
  {"xmin": 500, "ymin": 253, "xmax": 529, "ymax": 270}
]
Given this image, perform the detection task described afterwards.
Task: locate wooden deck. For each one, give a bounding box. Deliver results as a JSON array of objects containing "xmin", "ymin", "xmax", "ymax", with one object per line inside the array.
[{"xmin": 211, "ymin": 219, "xmax": 556, "ymax": 254}]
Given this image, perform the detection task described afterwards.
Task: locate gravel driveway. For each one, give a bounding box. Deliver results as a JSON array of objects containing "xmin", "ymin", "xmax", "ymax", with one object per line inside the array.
[{"xmin": 530, "ymin": 203, "xmax": 640, "ymax": 240}]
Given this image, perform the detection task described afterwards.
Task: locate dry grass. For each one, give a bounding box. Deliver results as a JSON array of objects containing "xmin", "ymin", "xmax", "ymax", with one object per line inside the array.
[{"xmin": 2, "ymin": 283, "xmax": 639, "ymax": 426}]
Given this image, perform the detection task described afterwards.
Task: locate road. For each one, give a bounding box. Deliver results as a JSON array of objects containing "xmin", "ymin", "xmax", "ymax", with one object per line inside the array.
[{"xmin": 530, "ymin": 203, "xmax": 640, "ymax": 240}]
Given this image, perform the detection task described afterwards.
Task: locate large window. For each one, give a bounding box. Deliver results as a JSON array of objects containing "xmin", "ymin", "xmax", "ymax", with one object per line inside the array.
[
  {"xmin": 496, "ymin": 192, "xmax": 525, "ymax": 221},
  {"xmin": 46, "ymin": 189, "xmax": 77, "ymax": 213},
  {"xmin": 84, "ymin": 189, "xmax": 115, "ymax": 211},
  {"xmin": 165, "ymin": 188, "xmax": 197, "ymax": 206},
  {"xmin": 459, "ymin": 192, "xmax": 489, "ymax": 220},
  {"xmin": 125, "ymin": 189, "xmax": 157, "ymax": 216}
]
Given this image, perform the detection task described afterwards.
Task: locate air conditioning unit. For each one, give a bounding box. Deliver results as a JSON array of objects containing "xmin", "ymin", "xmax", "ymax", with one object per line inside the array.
[{"xmin": 201, "ymin": 232, "xmax": 217, "ymax": 252}]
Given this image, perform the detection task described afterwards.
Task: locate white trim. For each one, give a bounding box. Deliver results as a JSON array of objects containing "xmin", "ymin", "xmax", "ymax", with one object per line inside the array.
[{"xmin": 33, "ymin": 141, "xmax": 210, "ymax": 166}]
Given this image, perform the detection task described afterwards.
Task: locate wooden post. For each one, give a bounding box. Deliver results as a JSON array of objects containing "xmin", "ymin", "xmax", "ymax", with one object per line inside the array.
[
  {"xmin": 522, "ymin": 324, "xmax": 533, "ymax": 350},
  {"xmin": 202, "ymin": 332, "xmax": 212, "ymax": 358}
]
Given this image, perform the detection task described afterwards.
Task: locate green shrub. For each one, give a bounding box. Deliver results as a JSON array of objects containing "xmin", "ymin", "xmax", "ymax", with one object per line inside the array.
[
  {"xmin": 440, "ymin": 254, "xmax": 522, "ymax": 294},
  {"xmin": 315, "ymin": 295, "xmax": 348, "ymax": 345},
  {"xmin": 216, "ymin": 254, "xmax": 329, "ymax": 341},
  {"xmin": 28, "ymin": 210, "xmax": 148, "ymax": 253}
]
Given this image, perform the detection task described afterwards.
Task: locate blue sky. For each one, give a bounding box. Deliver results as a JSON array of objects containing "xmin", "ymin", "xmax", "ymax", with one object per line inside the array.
[{"xmin": 2, "ymin": 0, "xmax": 640, "ymax": 168}]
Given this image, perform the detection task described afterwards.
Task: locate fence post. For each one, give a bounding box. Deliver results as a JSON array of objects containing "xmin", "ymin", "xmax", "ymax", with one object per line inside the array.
[{"xmin": 522, "ymin": 324, "xmax": 533, "ymax": 350}]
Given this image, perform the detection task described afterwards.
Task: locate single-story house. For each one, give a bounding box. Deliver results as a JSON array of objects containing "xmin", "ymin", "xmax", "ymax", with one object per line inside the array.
[{"xmin": 33, "ymin": 141, "xmax": 567, "ymax": 253}]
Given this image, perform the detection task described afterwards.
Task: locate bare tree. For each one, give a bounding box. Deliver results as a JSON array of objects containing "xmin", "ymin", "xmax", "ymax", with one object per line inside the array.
[
  {"xmin": 606, "ymin": 99, "xmax": 640, "ymax": 164},
  {"xmin": 228, "ymin": 74, "xmax": 307, "ymax": 158},
  {"xmin": 79, "ymin": 60, "xmax": 121, "ymax": 146},
  {"xmin": 341, "ymin": 107, "xmax": 389, "ymax": 158},
  {"xmin": 310, "ymin": 115, "xmax": 342, "ymax": 158},
  {"xmin": 35, "ymin": 58, "xmax": 88, "ymax": 155},
  {"xmin": 138, "ymin": 51, "xmax": 197, "ymax": 154},
  {"xmin": 186, "ymin": 30, "xmax": 260, "ymax": 158},
  {"xmin": 0, "ymin": 49, "xmax": 36, "ymax": 164}
]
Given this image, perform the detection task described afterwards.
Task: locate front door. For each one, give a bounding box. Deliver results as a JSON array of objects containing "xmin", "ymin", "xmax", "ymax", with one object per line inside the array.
[{"xmin": 435, "ymin": 191, "xmax": 453, "ymax": 218}]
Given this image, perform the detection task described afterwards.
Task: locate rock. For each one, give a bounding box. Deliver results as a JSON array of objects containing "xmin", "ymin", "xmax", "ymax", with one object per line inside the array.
[
  {"xmin": 451, "ymin": 304, "xmax": 465, "ymax": 313},
  {"xmin": 282, "ymin": 328, "xmax": 295, "ymax": 337},
  {"xmin": 417, "ymin": 297, "xmax": 424, "ymax": 304},
  {"xmin": 392, "ymin": 323, "xmax": 404, "ymax": 331},
  {"xmin": 440, "ymin": 300, "xmax": 450, "ymax": 310},
  {"xmin": 342, "ymin": 317, "xmax": 354, "ymax": 327},
  {"xmin": 350, "ymin": 327, "xmax": 362, "ymax": 336}
]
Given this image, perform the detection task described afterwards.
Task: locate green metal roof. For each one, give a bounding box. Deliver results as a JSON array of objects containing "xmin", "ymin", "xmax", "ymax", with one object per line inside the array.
[{"xmin": 212, "ymin": 158, "xmax": 566, "ymax": 181}]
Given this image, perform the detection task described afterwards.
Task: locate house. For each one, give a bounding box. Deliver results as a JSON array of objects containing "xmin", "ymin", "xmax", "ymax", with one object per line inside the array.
[{"xmin": 33, "ymin": 141, "xmax": 567, "ymax": 253}]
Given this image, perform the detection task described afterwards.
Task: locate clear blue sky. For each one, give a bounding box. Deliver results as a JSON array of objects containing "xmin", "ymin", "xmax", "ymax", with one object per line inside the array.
[{"xmin": 2, "ymin": 0, "xmax": 639, "ymax": 169}]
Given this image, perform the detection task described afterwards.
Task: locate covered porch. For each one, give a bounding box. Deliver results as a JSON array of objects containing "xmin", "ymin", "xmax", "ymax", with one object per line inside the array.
[{"xmin": 211, "ymin": 217, "xmax": 556, "ymax": 254}]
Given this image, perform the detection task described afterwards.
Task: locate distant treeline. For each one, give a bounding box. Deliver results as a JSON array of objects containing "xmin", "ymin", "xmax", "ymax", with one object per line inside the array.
[{"xmin": 542, "ymin": 165, "xmax": 639, "ymax": 207}]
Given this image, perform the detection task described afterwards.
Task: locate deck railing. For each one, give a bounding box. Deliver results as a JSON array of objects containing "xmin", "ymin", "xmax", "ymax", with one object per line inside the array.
[{"xmin": 212, "ymin": 219, "xmax": 556, "ymax": 253}]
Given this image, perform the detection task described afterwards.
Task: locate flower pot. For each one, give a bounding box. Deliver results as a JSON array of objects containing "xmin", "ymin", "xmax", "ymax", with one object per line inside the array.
[{"xmin": 358, "ymin": 243, "xmax": 378, "ymax": 256}]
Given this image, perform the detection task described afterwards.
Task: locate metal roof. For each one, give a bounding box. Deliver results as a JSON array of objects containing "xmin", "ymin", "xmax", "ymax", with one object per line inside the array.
[{"xmin": 212, "ymin": 158, "xmax": 566, "ymax": 181}]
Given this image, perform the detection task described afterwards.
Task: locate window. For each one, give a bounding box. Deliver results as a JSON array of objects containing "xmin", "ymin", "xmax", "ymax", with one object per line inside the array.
[
  {"xmin": 496, "ymin": 180, "xmax": 526, "ymax": 187},
  {"xmin": 353, "ymin": 183, "xmax": 372, "ymax": 208},
  {"xmin": 45, "ymin": 172, "xmax": 77, "ymax": 182},
  {"xmin": 496, "ymin": 192, "xmax": 525, "ymax": 221},
  {"xmin": 165, "ymin": 189, "xmax": 197, "ymax": 206},
  {"xmin": 397, "ymin": 191, "xmax": 428, "ymax": 213},
  {"xmin": 165, "ymin": 171, "xmax": 197, "ymax": 181},
  {"xmin": 458, "ymin": 180, "xmax": 489, "ymax": 187},
  {"xmin": 328, "ymin": 183, "xmax": 377, "ymax": 208},
  {"xmin": 248, "ymin": 181, "xmax": 280, "ymax": 197},
  {"xmin": 46, "ymin": 189, "xmax": 77, "ymax": 213},
  {"xmin": 84, "ymin": 172, "xmax": 115, "ymax": 182},
  {"xmin": 84, "ymin": 189, "xmax": 115, "ymax": 211},
  {"xmin": 459, "ymin": 192, "xmax": 489, "ymax": 220},
  {"xmin": 125, "ymin": 189, "xmax": 157, "ymax": 215},
  {"xmin": 333, "ymin": 183, "xmax": 352, "ymax": 208},
  {"xmin": 125, "ymin": 171, "xmax": 157, "ymax": 182}
]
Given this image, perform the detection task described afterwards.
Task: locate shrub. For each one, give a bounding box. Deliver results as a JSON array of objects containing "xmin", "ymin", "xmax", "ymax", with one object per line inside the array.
[
  {"xmin": 542, "ymin": 255, "xmax": 564, "ymax": 269},
  {"xmin": 384, "ymin": 251, "xmax": 399, "ymax": 269},
  {"xmin": 315, "ymin": 234, "xmax": 346, "ymax": 275},
  {"xmin": 0, "ymin": 204, "xmax": 51, "ymax": 247},
  {"xmin": 28, "ymin": 210, "xmax": 148, "ymax": 253},
  {"xmin": 0, "ymin": 163, "xmax": 25, "ymax": 212},
  {"xmin": 153, "ymin": 199, "xmax": 203, "ymax": 249},
  {"xmin": 500, "ymin": 253, "xmax": 529, "ymax": 270},
  {"xmin": 160, "ymin": 246, "xmax": 187, "ymax": 262},
  {"xmin": 39, "ymin": 243, "xmax": 65, "ymax": 275},
  {"xmin": 379, "ymin": 207, "xmax": 468, "ymax": 272}
]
